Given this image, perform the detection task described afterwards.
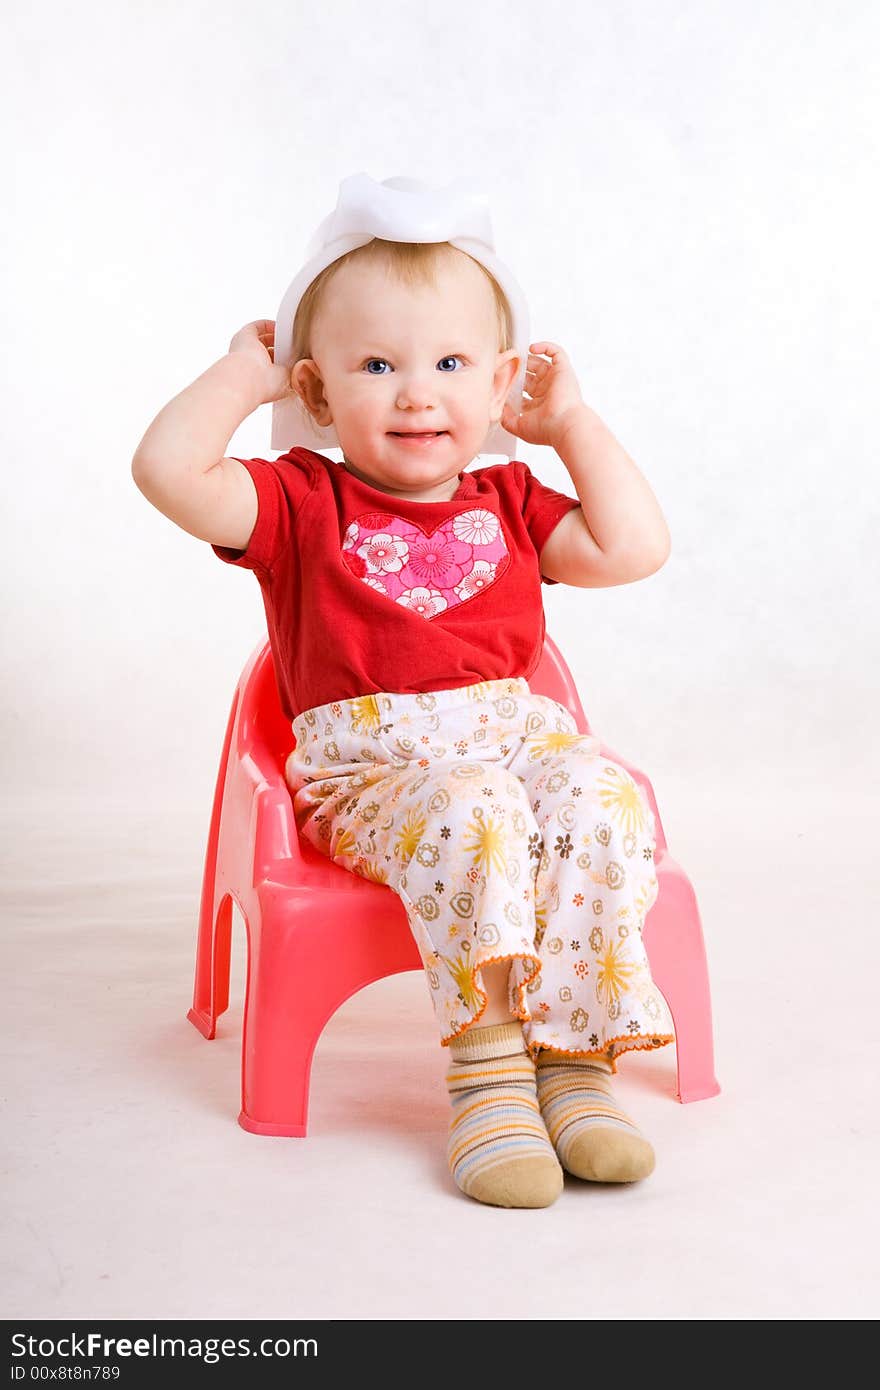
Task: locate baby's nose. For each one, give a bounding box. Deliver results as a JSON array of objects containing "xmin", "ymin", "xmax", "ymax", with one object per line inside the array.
[{"xmin": 396, "ymin": 376, "xmax": 437, "ymax": 409}]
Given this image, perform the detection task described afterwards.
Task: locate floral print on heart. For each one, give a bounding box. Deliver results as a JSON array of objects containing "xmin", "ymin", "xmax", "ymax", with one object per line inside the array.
[{"xmin": 341, "ymin": 508, "xmax": 511, "ymax": 618}]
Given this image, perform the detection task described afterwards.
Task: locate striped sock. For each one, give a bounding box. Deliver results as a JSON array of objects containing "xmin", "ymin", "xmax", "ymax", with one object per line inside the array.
[
  {"xmin": 535, "ymin": 1052, "xmax": 656, "ymax": 1183},
  {"xmin": 445, "ymin": 1022, "xmax": 564, "ymax": 1208}
]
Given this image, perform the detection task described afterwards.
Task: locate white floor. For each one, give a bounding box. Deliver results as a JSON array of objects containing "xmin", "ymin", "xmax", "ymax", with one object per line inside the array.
[{"xmin": 4, "ymin": 768, "xmax": 878, "ymax": 1322}]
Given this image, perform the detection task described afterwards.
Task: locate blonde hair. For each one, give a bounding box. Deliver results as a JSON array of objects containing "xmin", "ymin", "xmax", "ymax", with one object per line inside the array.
[{"xmin": 290, "ymin": 238, "xmax": 513, "ymax": 372}]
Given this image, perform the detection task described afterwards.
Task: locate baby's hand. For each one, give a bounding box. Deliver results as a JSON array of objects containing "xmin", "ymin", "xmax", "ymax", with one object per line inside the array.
[
  {"xmin": 228, "ymin": 320, "xmax": 296, "ymax": 406},
  {"xmin": 501, "ymin": 342, "xmax": 585, "ymax": 449}
]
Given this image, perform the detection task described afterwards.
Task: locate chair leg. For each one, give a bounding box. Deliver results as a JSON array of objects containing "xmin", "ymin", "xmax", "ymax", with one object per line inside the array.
[
  {"xmin": 237, "ymin": 895, "xmax": 334, "ymax": 1137},
  {"xmin": 645, "ymin": 856, "xmax": 722, "ymax": 1104},
  {"xmin": 187, "ymin": 892, "xmax": 233, "ymax": 1040},
  {"xmin": 236, "ymin": 888, "xmax": 423, "ymax": 1137},
  {"xmin": 188, "ymin": 688, "xmax": 239, "ymax": 1040}
]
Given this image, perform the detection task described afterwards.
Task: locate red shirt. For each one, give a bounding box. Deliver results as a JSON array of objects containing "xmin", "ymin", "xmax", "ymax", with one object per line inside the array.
[{"xmin": 212, "ymin": 447, "xmax": 581, "ymax": 722}]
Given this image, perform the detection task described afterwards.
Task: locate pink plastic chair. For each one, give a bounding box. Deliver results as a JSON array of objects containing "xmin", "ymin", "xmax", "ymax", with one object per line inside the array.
[{"xmin": 188, "ymin": 637, "xmax": 721, "ymax": 1135}]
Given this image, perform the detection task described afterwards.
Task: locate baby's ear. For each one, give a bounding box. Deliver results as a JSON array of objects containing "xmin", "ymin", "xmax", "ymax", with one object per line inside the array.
[
  {"xmin": 493, "ymin": 348, "xmax": 521, "ymax": 400},
  {"xmin": 291, "ymin": 359, "xmax": 332, "ymax": 427}
]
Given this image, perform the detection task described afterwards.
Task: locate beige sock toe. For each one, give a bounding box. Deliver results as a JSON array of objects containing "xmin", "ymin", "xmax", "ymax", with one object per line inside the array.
[
  {"xmin": 565, "ymin": 1127, "xmax": 655, "ymax": 1183},
  {"xmin": 467, "ymin": 1152, "xmax": 565, "ymax": 1209}
]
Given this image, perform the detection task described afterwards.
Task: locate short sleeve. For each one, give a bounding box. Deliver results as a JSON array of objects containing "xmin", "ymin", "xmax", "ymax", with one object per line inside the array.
[
  {"xmin": 513, "ymin": 460, "xmax": 582, "ymax": 586},
  {"xmin": 211, "ymin": 450, "xmax": 317, "ymax": 574}
]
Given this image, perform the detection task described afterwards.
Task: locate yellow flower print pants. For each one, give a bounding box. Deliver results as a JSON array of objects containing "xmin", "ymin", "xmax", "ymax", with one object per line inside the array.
[{"xmin": 284, "ymin": 677, "xmax": 676, "ymax": 1070}]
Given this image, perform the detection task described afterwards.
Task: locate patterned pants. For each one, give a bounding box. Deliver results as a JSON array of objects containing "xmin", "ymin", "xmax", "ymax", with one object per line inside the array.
[{"xmin": 284, "ymin": 677, "xmax": 676, "ymax": 1070}]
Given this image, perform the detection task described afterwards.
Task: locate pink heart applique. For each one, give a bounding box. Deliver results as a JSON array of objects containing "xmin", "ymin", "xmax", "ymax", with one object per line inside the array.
[{"xmin": 341, "ymin": 508, "xmax": 510, "ymax": 618}]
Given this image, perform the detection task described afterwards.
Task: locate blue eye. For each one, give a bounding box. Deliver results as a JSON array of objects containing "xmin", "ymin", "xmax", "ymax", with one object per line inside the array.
[{"xmin": 362, "ymin": 356, "xmax": 465, "ymax": 374}]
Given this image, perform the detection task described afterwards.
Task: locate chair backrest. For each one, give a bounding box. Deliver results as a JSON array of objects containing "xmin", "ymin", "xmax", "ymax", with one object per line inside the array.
[{"xmin": 235, "ymin": 635, "xmax": 593, "ymax": 770}]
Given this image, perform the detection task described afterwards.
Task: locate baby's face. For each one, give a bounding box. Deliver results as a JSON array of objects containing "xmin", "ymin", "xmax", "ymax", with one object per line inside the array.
[{"xmin": 292, "ymin": 252, "xmax": 519, "ymax": 502}]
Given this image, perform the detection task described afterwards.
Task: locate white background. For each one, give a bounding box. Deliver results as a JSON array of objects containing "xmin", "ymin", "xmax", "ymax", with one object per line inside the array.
[{"xmin": 3, "ymin": 0, "xmax": 879, "ymax": 1322}]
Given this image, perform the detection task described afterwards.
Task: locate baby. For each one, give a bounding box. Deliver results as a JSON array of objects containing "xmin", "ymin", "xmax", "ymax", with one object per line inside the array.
[{"xmin": 132, "ymin": 226, "xmax": 677, "ymax": 1210}]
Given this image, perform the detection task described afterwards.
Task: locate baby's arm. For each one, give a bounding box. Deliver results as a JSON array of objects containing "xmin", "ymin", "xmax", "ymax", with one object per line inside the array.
[
  {"xmin": 539, "ymin": 404, "xmax": 672, "ymax": 588},
  {"xmin": 504, "ymin": 342, "xmax": 671, "ymax": 588},
  {"xmin": 131, "ymin": 321, "xmax": 288, "ymax": 551}
]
